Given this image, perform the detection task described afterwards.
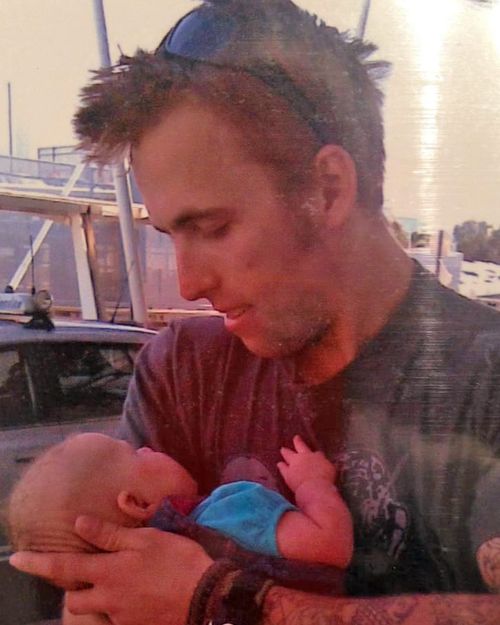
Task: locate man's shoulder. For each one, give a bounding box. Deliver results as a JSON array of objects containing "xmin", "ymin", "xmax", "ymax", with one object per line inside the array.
[
  {"xmin": 435, "ymin": 283, "xmax": 500, "ymax": 330},
  {"xmin": 406, "ymin": 266, "xmax": 500, "ymax": 342},
  {"xmin": 431, "ymin": 283, "xmax": 500, "ymax": 360}
]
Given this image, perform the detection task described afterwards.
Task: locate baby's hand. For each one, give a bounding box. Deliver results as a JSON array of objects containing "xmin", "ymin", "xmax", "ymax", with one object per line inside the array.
[{"xmin": 277, "ymin": 435, "xmax": 336, "ymax": 493}]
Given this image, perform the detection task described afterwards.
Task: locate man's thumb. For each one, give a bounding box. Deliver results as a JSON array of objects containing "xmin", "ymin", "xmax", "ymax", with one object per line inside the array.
[{"xmin": 74, "ymin": 515, "xmax": 135, "ymax": 552}]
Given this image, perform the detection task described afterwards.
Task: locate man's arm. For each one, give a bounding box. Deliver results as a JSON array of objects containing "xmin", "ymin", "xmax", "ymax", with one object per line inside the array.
[
  {"xmin": 262, "ymin": 535, "xmax": 500, "ymax": 625},
  {"xmin": 477, "ymin": 537, "xmax": 500, "ymax": 592},
  {"xmin": 10, "ymin": 519, "xmax": 499, "ymax": 625},
  {"xmin": 262, "ymin": 588, "xmax": 500, "ymax": 625}
]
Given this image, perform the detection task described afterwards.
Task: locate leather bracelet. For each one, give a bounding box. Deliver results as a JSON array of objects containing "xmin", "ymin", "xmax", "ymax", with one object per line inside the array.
[
  {"xmin": 187, "ymin": 559, "xmax": 274, "ymax": 625},
  {"xmin": 187, "ymin": 559, "xmax": 238, "ymax": 625},
  {"xmin": 210, "ymin": 569, "xmax": 274, "ymax": 625}
]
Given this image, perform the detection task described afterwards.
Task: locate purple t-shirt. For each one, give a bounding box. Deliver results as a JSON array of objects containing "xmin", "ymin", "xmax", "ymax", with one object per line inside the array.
[{"xmin": 120, "ymin": 263, "xmax": 500, "ymax": 594}]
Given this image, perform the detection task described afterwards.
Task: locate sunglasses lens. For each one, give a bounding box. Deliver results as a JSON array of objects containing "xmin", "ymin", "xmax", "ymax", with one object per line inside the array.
[{"xmin": 163, "ymin": 7, "xmax": 237, "ymax": 61}]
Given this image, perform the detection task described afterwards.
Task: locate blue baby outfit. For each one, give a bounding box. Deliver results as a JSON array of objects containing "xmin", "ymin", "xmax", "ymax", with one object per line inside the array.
[{"xmin": 190, "ymin": 480, "xmax": 296, "ymax": 556}]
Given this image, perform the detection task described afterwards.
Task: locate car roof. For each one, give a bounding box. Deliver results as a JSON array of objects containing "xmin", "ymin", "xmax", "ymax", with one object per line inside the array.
[{"xmin": 0, "ymin": 317, "xmax": 157, "ymax": 346}]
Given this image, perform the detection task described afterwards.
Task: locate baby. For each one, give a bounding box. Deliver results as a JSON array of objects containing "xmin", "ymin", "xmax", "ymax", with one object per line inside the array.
[{"xmin": 7, "ymin": 433, "xmax": 352, "ymax": 623}]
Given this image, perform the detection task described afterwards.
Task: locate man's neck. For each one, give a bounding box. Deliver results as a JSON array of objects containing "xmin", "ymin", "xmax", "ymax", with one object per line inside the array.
[{"xmin": 295, "ymin": 216, "xmax": 414, "ymax": 385}]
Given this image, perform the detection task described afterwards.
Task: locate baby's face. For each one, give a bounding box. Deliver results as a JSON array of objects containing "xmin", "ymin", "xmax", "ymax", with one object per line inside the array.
[
  {"xmin": 70, "ymin": 434, "xmax": 198, "ymax": 502},
  {"xmin": 8, "ymin": 434, "xmax": 197, "ymax": 553}
]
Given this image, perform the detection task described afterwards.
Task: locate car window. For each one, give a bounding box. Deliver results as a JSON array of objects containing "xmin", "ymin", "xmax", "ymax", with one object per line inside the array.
[
  {"xmin": 30, "ymin": 342, "xmax": 140, "ymax": 423},
  {"xmin": 0, "ymin": 347, "xmax": 34, "ymax": 429}
]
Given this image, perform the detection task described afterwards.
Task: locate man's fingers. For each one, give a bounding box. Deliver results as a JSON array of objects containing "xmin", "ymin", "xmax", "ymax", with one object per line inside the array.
[
  {"xmin": 280, "ymin": 447, "xmax": 295, "ymax": 462},
  {"xmin": 10, "ymin": 551, "xmax": 96, "ymax": 589},
  {"xmin": 75, "ymin": 515, "xmax": 146, "ymax": 552},
  {"xmin": 293, "ymin": 435, "xmax": 311, "ymax": 453},
  {"xmin": 65, "ymin": 587, "xmax": 105, "ymax": 617}
]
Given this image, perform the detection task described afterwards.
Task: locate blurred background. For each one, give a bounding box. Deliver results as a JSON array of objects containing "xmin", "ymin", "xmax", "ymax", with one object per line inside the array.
[{"xmin": 0, "ymin": 0, "xmax": 499, "ymax": 315}]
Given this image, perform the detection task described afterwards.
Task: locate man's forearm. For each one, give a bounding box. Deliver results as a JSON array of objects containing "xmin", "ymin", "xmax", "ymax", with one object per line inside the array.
[{"xmin": 262, "ymin": 588, "xmax": 500, "ymax": 625}]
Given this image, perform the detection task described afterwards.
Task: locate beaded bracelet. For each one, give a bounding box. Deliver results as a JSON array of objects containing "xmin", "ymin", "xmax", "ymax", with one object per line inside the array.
[{"xmin": 187, "ymin": 559, "xmax": 274, "ymax": 625}]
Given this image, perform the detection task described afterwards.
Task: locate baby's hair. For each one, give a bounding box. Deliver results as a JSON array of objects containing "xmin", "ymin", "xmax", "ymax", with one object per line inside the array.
[
  {"xmin": 7, "ymin": 435, "xmax": 127, "ymax": 552},
  {"xmin": 6, "ymin": 443, "xmax": 63, "ymax": 550}
]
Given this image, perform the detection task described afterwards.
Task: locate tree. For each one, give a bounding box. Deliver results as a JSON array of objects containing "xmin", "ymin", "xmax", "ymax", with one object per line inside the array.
[{"xmin": 453, "ymin": 220, "xmax": 500, "ymax": 263}]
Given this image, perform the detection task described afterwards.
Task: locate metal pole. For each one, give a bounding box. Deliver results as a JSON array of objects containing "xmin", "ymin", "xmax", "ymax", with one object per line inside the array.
[
  {"xmin": 92, "ymin": 0, "xmax": 147, "ymax": 325},
  {"xmin": 435, "ymin": 229, "xmax": 444, "ymax": 281},
  {"xmin": 357, "ymin": 0, "xmax": 371, "ymax": 39},
  {"xmin": 71, "ymin": 214, "xmax": 99, "ymax": 320},
  {"xmin": 7, "ymin": 163, "xmax": 87, "ymax": 293},
  {"xmin": 7, "ymin": 220, "xmax": 53, "ymax": 291},
  {"xmin": 92, "ymin": 0, "xmax": 111, "ymax": 66},
  {"xmin": 7, "ymin": 82, "xmax": 13, "ymax": 157}
]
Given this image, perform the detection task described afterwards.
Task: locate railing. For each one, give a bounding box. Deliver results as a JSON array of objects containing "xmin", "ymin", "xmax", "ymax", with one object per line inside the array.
[{"xmin": 0, "ymin": 154, "xmax": 115, "ymax": 199}]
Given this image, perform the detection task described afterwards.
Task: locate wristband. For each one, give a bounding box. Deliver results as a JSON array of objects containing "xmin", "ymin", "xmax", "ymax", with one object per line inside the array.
[
  {"xmin": 187, "ymin": 559, "xmax": 274, "ymax": 625},
  {"xmin": 212, "ymin": 569, "xmax": 274, "ymax": 625},
  {"xmin": 187, "ymin": 559, "xmax": 237, "ymax": 625}
]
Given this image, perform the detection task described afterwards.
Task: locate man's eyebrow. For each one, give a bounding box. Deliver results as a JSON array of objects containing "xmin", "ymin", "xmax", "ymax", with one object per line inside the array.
[{"xmin": 155, "ymin": 207, "xmax": 232, "ymax": 235}]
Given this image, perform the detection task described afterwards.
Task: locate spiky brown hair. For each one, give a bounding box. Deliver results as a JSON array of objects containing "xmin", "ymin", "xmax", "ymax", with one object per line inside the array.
[{"xmin": 74, "ymin": 0, "xmax": 389, "ymax": 210}]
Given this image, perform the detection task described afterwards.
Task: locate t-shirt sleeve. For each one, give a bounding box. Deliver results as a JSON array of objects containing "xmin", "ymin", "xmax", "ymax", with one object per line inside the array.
[
  {"xmin": 190, "ymin": 481, "xmax": 297, "ymax": 557},
  {"xmin": 469, "ymin": 461, "xmax": 500, "ymax": 554},
  {"xmin": 464, "ymin": 332, "xmax": 500, "ymax": 558},
  {"xmin": 117, "ymin": 323, "xmax": 203, "ymax": 477}
]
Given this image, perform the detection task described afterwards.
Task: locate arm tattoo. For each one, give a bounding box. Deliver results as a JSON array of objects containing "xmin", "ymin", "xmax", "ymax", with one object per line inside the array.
[
  {"xmin": 263, "ymin": 588, "xmax": 418, "ymax": 625},
  {"xmin": 262, "ymin": 587, "xmax": 500, "ymax": 625},
  {"xmin": 477, "ymin": 537, "xmax": 500, "ymax": 592}
]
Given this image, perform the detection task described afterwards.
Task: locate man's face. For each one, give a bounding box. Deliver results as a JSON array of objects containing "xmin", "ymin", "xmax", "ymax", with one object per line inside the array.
[{"xmin": 133, "ymin": 103, "xmax": 335, "ymax": 359}]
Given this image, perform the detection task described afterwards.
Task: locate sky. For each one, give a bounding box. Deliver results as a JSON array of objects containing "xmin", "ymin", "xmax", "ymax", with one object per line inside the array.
[{"xmin": 0, "ymin": 0, "xmax": 499, "ymax": 231}]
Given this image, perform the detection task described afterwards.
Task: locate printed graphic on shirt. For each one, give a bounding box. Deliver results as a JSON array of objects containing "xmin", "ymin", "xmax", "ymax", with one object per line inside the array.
[{"xmin": 337, "ymin": 449, "xmax": 410, "ymax": 567}]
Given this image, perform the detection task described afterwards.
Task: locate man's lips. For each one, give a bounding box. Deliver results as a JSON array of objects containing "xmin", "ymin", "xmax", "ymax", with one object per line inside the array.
[
  {"xmin": 216, "ymin": 305, "xmax": 250, "ymax": 320},
  {"xmin": 224, "ymin": 306, "xmax": 249, "ymax": 320}
]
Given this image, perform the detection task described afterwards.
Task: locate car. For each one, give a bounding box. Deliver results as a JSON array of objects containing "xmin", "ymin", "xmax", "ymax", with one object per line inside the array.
[{"xmin": 0, "ymin": 294, "xmax": 156, "ymax": 625}]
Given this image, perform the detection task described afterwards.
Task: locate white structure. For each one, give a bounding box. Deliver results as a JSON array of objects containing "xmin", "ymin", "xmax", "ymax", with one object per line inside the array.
[
  {"xmin": 459, "ymin": 260, "xmax": 500, "ymax": 300},
  {"xmin": 0, "ymin": 189, "xmax": 148, "ymax": 321}
]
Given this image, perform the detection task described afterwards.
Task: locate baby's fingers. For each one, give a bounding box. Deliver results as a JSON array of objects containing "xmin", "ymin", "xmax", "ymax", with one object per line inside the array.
[
  {"xmin": 280, "ymin": 447, "xmax": 296, "ymax": 463},
  {"xmin": 277, "ymin": 461, "xmax": 289, "ymax": 478},
  {"xmin": 293, "ymin": 435, "xmax": 311, "ymax": 453}
]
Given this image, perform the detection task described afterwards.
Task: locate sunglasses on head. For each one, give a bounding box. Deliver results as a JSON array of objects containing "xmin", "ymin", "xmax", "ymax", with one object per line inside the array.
[{"xmin": 155, "ymin": 5, "xmax": 330, "ymax": 145}]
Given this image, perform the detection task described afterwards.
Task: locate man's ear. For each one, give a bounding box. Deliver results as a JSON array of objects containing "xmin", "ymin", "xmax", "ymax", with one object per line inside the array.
[
  {"xmin": 313, "ymin": 144, "xmax": 358, "ymax": 227},
  {"xmin": 117, "ymin": 490, "xmax": 157, "ymax": 521}
]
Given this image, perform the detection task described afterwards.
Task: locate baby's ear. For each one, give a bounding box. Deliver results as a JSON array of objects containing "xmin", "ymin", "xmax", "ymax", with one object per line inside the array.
[{"xmin": 117, "ymin": 490, "xmax": 157, "ymax": 521}]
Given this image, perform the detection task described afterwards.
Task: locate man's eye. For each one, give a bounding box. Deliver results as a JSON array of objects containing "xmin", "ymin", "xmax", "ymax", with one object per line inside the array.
[{"xmin": 205, "ymin": 223, "xmax": 230, "ymax": 239}]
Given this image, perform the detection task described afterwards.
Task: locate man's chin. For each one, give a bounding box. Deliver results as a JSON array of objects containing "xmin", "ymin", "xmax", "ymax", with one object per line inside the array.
[
  {"xmin": 238, "ymin": 333, "xmax": 303, "ymax": 360},
  {"xmin": 236, "ymin": 319, "xmax": 331, "ymax": 360}
]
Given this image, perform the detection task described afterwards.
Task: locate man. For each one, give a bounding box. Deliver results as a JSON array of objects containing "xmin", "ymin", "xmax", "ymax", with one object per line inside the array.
[{"xmin": 11, "ymin": 1, "xmax": 500, "ymax": 623}]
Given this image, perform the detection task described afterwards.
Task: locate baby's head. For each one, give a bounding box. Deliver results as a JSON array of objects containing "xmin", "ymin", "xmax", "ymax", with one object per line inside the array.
[{"xmin": 7, "ymin": 433, "xmax": 197, "ymax": 553}]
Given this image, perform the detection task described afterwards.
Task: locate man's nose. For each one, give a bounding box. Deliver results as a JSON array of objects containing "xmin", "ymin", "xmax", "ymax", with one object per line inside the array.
[{"xmin": 175, "ymin": 245, "xmax": 219, "ymax": 302}]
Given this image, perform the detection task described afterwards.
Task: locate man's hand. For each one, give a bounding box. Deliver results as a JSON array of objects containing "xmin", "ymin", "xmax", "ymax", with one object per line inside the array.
[
  {"xmin": 10, "ymin": 515, "xmax": 213, "ymax": 625},
  {"xmin": 277, "ymin": 435, "xmax": 336, "ymax": 493}
]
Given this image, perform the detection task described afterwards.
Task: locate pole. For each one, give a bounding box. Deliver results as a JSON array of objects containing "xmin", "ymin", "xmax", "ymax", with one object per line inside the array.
[
  {"xmin": 92, "ymin": 0, "xmax": 147, "ymax": 325},
  {"xmin": 435, "ymin": 229, "xmax": 444, "ymax": 282},
  {"xmin": 357, "ymin": 0, "xmax": 371, "ymax": 39},
  {"xmin": 7, "ymin": 221, "xmax": 53, "ymax": 291},
  {"xmin": 7, "ymin": 82, "xmax": 13, "ymax": 157},
  {"xmin": 71, "ymin": 214, "xmax": 99, "ymax": 320}
]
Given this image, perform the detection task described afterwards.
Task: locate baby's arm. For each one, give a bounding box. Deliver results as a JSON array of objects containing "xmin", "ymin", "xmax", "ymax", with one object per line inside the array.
[{"xmin": 276, "ymin": 435, "xmax": 353, "ymax": 568}]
